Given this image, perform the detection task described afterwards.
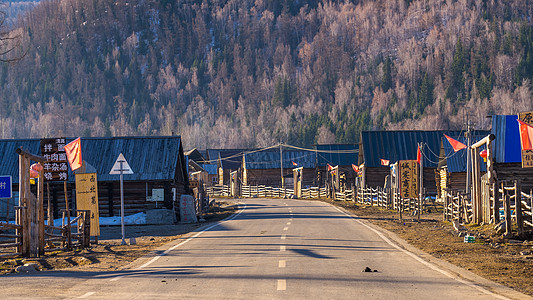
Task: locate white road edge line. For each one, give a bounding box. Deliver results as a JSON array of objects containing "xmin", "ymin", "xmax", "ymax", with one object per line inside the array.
[
  {"xmin": 135, "ymin": 203, "xmax": 247, "ymax": 270},
  {"xmin": 330, "ymin": 205, "xmax": 510, "ymax": 300},
  {"xmin": 277, "ymin": 279, "xmax": 286, "ymax": 291},
  {"xmin": 109, "ymin": 276, "xmax": 123, "ymax": 282},
  {"xmin": 77, "ymin": 292, "xmax": 96, "ymax": 299}
]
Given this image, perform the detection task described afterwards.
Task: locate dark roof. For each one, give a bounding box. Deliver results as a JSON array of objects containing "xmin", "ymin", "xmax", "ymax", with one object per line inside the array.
[
  {"xmin": 200, "ymin": 164, "xmax": 218, "ymax": 175},
  {"xmin": 442, "ymin": 131, "xmax": 490, "ymax": 172},
  {"xmin": 244, "ymin": 149, "xmax": 315, "ymax": 169},
  {"xmin": 207, "ymin": 149, "xmax": 247, "ymax": 170},
  {"xmin": 184, "ymin": 148, "xmax": 206, "ymax": 163},
  {"xmin": 0, "ymin": 136, "xmax": 187, "ymax": 183},
  {"xmin": 491, "ymin": 115, "xmax": 521, "ymax": 163},
  {"xmin": 360, "ymin": 130, "xmax": 465, "ymax": 168},
  {"xmin": 0, "ymin": 138, "xmax": 41, "ymax": 184},
  {"xmin": 315, "ymin": 144, "xmax": 358, "ymax": 167}
]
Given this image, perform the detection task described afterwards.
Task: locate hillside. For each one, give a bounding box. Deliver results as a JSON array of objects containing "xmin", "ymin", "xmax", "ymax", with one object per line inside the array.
[{"xmin": 0, "ymin": 0, "xmax": 531, "ymax": 148}]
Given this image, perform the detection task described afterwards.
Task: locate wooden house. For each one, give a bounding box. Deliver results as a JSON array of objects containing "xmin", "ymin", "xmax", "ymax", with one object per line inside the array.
[
  {"xmin": 207, "ymin": 149, "xmax": 246, "ymax": 185},
  {"xmin": 0, "ymin": 136, "xmax": 190, "ymax": 220},
  {"xmin": 491, "ymin": 115, "xmax": 533, "ymax": 191},
  {"xmin": 242, "ymin": 149, "xmax": 316, "ymax": 187},
  {"xmin": 437, "ymin": 131, "xmax": 490, "ymax": 199},
  {"xmin": 315, "ymin": 144, "xmax": 359, "ymax": 188},
  {"xmin": 358, "ymin": 130, "xmax": 458, "ymax": 194}
]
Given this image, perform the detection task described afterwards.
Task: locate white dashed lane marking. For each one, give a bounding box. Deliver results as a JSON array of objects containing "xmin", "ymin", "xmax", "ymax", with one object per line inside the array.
[
  {"xmin": 277, "ymin": 280, "xmax": 287, "ymax": 291},
  {"xmin": 283, "ymin": 227, "xmax": 288, "ymax": 230},
  {"xmin": 280, "ymin": 245, "xmax": 286, "ymax": 251},
  {"xmin": 281, "ymin": 234, "xmax": 286, "ymax": 240},
  {"xmin": 279, "ymin": 260, "xmax": 286, "ymax": 268}
]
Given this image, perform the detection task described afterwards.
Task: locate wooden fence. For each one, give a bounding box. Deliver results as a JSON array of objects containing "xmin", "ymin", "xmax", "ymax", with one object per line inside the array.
[
  {"xmin": 443, "ymin": 180, "xmax": 533, "ymax": 237},
  {"xmin": 0, "ymin": 209, "xmax": 91, "ymax": 259},
  {"xmin": 206, "ymin": 184, "xmax": 426, "ymax": 219}
]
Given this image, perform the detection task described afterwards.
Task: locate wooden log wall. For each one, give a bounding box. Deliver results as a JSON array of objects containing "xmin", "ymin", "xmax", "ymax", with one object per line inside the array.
[
  {"xmin": 32, "ymin": 180, "xmax": 187, "ymax": 218},
  {"xmin": 494, "ymin": 163, "xmax": 533, "ymax": 191}
]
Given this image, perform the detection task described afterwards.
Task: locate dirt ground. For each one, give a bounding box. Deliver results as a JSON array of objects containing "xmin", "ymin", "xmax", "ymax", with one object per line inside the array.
[{"xmin": 1, "ymin": 198, "xmax": 532, "ymax": 297}]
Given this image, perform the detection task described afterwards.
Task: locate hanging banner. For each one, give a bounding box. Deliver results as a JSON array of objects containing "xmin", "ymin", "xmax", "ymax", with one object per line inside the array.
[
  {"xmin": 399, "ymin": 160, "xmax": 418, "ymax": 199},
  {"xmin": 75, "ymin": 173, "xmax": 100, "ymax": 236},
  {"xmin": 519, "ymin": 111, "xmax": 533, "ymax": 168}
]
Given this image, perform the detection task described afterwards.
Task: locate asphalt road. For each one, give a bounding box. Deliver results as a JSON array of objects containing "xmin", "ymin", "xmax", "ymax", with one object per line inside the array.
[{"xmin": 2, "ymin": 198, "xmax": 528, "ymax": 299}]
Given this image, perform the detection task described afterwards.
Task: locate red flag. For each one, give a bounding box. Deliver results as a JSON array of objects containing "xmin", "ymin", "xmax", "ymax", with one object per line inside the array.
[
  {"xmin": 518, "ymin": 119, "xmax": 533, "ymax": 150},
  {"xmin": 417, "ymin": 145, "xmax": 421, "ymax": 164},
  {"xmin": 352, "ymin": 164, "xmax": 359, "ymax": 172},
  {"xmin": 380, "ymin": 159, "xmax": 389, "ymax": 166},
  {"xmin": 444, "ymin": 134, "xmax": 467, "ymax": 152},
  {"xmin": 327, "ymin": 164, "xmax": 333, "ymax": 171},
  {"xmin": 64, "ymin": 138, "xmax": 82, "ymax": 171},
  {"xmin": 292, "ymin": 161, "xmax": 298, "ymax": 166}
]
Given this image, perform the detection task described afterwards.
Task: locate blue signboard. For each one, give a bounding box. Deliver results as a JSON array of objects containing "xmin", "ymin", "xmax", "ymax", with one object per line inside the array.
[{"xmin": 0, "ymin": 176, "xmax": 12, "ymax": 198}]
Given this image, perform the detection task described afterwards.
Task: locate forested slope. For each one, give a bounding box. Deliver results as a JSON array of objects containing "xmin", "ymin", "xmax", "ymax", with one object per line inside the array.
[{"xmin": 0, "ymin": 0, "xmax": 531, "ymax": 148}]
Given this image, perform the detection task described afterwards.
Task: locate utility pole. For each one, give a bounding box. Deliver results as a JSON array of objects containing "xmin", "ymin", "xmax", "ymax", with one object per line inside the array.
[
  {"xmin": 465, "ymin": 120, "xmax": 474, "ymax": 195},
  {"xmin": 280, "ymin": 143, "xmax": 283, "ymax": 188},
  {"xmin": 418, "ymin": 142, "xmax": 423, "ymax": 221}
]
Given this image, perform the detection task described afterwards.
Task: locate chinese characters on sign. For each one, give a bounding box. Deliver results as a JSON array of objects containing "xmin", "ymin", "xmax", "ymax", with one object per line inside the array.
[
  {"xmin": 40, "ymin": 138, "xmax": 69, "ymax": 181},
  {"xmin": 519, "ymin": 111, "xmax": 533, "ymax": 168},
  {"xmin": 75, "ymin": 173, "xmax": 100, "ymax": 236},
  {"xmin": 0, "ymin": 176, "xmax": 12, "ymax": 198},
  {"xmin": 399, "ymin": 160, "xmax": 418, "ymax": 199}
]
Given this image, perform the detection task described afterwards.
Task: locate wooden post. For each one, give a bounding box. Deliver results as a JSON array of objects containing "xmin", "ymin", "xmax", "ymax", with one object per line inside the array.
[
  {"xmin": 515, "ymin": 181, "xmax": 524, "ymax": 238},
  {"xmin": 47, "ymin": 183, "xmax": 52, "ymax": 228},
  {"xmin": 493, "ymin": 181, "xmax": 500, "ymax": 224},
  {"xmin": 418, "ymin": 143, "xmax": 423, "ymax": 222},
  {"xmin": 64, "ymin": 181, "xmax": 72, "ymax": 250},
  {"xmin": 503, "ymin": 191, "xmax": 512, "ymax": 237},
  {"xmin": 38, "ymin": 167, "xmax": 45, "ymax": 256}
]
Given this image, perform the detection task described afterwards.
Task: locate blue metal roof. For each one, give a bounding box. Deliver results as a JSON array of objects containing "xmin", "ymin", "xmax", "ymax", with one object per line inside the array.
[
  {"xmin": 491, "ymin": 115, "xmax": 521, "ymax": 163},
  {"xmin": 244, "ymin": 150, "xmax": 315, "ymax": 169},
  {"xmin": 315, "ymin": 144, "xmax": 359, "ymax": 167},
  {"xmin": 0, "ymin": 136, "xmax": 186, "ymax": 183},
  {"xmin": 200, "ymin": 164, "xmax": 218, "ymax": 175},
  {"xmin": 442, "ymin": 131, "xmax": 490, "ymax": 172},
  {"xmin": 360, "ymin": 130, "xmax": 464, "ymax": 168},
  {"xmin": 0, "ymin": 138, "xmax": 41, "ymax": 184}
]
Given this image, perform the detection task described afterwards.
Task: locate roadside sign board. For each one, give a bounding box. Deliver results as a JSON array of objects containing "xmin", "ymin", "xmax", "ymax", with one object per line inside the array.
[
  {"xmin": 75, "ymin": 173, "xmax": 100, "ymax": 236},
  {"xmin": 399, "ymin": 160, "xmax": 418, "ymax": 198},
  {"xmin": 519, "ymin": 111, "xmax": 533, "ymax": 168},
  {"xmin": 40, "ymin": 138, "xmax": 69, "ymax": 181},
  {"xmin": 0, "ymin": 176, "xmax": 12, "ymax": 198},
  {"xmin": 109, "ymin": 153, "xmax": 133, "ymax": 175}
]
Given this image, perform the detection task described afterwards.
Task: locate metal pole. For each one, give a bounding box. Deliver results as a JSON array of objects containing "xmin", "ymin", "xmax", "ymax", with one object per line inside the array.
[
  {"xmin": 280, "ymin": 143, "xmax": 283, "ymax": 188},
  {"xmin": 466, "ymin": 120, "xmax": 472, "ymax": 194},
  {"xmin": 120, "ymin": 161, "xmax": 126, "ymax": 245}
]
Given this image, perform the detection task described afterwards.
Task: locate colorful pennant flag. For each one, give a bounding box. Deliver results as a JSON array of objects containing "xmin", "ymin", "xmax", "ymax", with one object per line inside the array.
[
  {"xmin": 352, "ymin": 164, "xmax": 359, "ymax": 172},
  {"xmin": 327, "ymin": 163, "xmax": 333, "ymax": 171},
  {"xmin": 518, "ymin": 119, "xmax": 533, "ymax": 151},
  {"xmin": 64, "ymin": 137, "xmax": 82, "ymax": 171},
  {"xmin": 380, "ymin": 159, "xmax": 390, "ymax": 166},
  {"xmin": 444, "ymin": 134, "xmax": 467, "ymax": 152},
  {"xmin": 292, "ymin": 161, "xmax": 298, "ymax": 166},
  {"xmin": 417, "ymin": 145, "xmax": 421, "ymax": 164}
]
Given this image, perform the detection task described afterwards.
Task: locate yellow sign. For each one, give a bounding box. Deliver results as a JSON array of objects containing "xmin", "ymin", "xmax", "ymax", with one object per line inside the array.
[
  {"xmin": 519, "ymin": 111, "xmax": 533, "ymax": 168},
  {"xmin": 75, "ymin": 173, "xmax": 100, "ymax": 236},
  {"xmin": 399, "ymin": 160, "xmax": 418, "ymax": 198}
]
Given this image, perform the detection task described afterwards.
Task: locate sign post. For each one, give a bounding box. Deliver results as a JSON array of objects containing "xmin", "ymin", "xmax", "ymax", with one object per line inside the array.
[
  {"xmin": 109, "ymin": 153, "xmax": 133, "ymax": 245},
  {"xmin": 0, "ymin": 176, "xmax": 12, "ymax": 199}
]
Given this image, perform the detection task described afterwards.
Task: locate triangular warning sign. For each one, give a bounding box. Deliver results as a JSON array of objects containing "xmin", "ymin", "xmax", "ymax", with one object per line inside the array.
[{"xmin": 109, "ymin": 153, "xmax": 134, "ymax": 175}]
